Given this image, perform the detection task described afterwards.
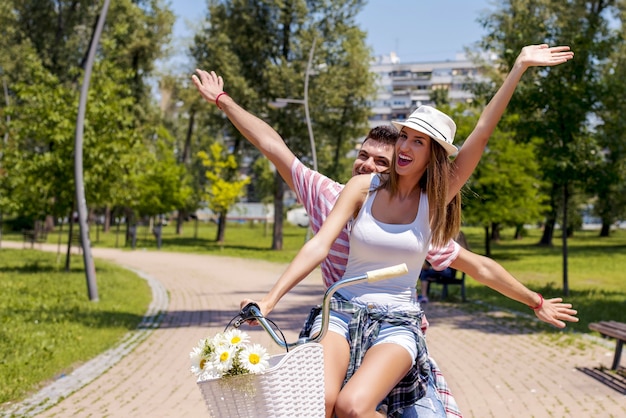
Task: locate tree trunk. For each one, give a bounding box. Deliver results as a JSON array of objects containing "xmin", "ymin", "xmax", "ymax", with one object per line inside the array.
[
  {"xmin": 173, "ymin": 109, "xmax": 195, "ymax": 237},
  {"xmin": 490, "ymin": 222, "xmax": 501, "ymax": 241},
  {"xmin": 272, "ymin": 172, "xmax": 285, "ymax": 250},
  {"xmin": 216, "ymin": 212, "xmax": 227, "ymax": 243},
  {"xmin": 65, "ymin": 208, "xmax": 75, "ymax": 272},
  {"xmin": 182, "ymin": 110, "xmax": 195, "ymax": 164},
  {"xmin": 599, "ymin": 222, "xmax": 611, "ymax": 237},
  {"xmin": 514, "ymin": 224, "xmax": 524, "ymax": 240},
  {"xmin": 125, "ymin": 208, "xmax": 134, "ymax": 247},
  {"xmin": 539, "ymin": 184, "xmax": 558, "ymax": 246},
  {"xmin": 176, "ymin": 209, "xmax": 185, "ymax": 235},
  {"xmin": 539, "ymin": 219, "xmax": 555, "ymax": 246},
  {"xmin": 562, "ymin": 182, "xmax": 569, "ymax": 296},
  {"xmin": 483, "ymin": 225, "xmax": 491, "ymax": 258},
  {"xmin": 103, "ymin": 205, "xmax": 111, "ymax": 232}
]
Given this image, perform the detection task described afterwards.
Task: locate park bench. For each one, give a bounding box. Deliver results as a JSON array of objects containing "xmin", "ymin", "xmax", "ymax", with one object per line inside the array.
[
  {"xmin": 423, "ymin": 231, "xmax": 469, "ymax": 302},
  {"xmin": 22, "ymin": 221, "xmax": 48, "ymax": 248},
  {"xmin": 425, "ymin": 269, "xmax": 467, "ymax": 302},
  {"xmin": 589, "ymin": 320, "xmax": 626, "ymax": 370}
]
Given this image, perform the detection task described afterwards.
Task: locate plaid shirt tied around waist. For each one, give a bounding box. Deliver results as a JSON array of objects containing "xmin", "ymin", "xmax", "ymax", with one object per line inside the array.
[{"xmin": 301, "ymin": 296, "xmax": 431, "ymax": 417}]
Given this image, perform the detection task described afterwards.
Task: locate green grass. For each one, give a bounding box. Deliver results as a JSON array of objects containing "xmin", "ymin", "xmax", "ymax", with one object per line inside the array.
[{"xmin": 0, "ymin": 249, "xmax": 152, "ymax": 405}]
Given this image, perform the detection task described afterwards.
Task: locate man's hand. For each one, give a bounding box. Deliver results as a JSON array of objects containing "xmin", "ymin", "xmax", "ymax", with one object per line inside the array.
[
  {"xmin": 191, "ymin": 69, "xmax": 224, "ymax": 105},
  {"xmin": 534, "ymin": 297, "xmax": 579, "ymax": 328}
]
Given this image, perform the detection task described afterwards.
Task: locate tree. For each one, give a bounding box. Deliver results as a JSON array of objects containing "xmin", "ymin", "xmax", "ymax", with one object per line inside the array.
[
  {"xmin": 158, "ymin": 74, "xmax": 211, "ymax": 236},
  {"xmin": 190, "ymin": 0, "xmax": 374, "ymax": 249},
  {"xmin": 478, "ymin": 0, "xmax": 617, "ymax": 246},
  {"xmin": 0, "ymin": 0, "xmax": 176, "ymax": 232},
  {"xmin": 133, "ymin": 130, "xmax": 194, "ymax": 221},
  {"xmin": 198, "ymin": 143, "xmax": 250, "ymax": 243},
  {"xmin": 462, "ymin": 129, "xmax": 547, "ymax": 256}
]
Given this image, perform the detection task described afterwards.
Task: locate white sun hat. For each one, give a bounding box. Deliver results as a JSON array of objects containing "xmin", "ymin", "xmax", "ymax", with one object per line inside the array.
[{"xmin": 392, "ymin": 106, "xmax": 458, "ymax": 156}]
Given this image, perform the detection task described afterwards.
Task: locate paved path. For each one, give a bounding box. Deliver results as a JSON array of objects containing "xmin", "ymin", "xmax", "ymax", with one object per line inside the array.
[{"xmin": 2, "ymin": 243, "xmax": 625, "ymax": 417}]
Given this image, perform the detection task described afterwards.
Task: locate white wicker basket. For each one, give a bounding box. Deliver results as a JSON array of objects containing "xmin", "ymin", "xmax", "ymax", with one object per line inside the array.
[{"xmin": 197, "ymin": 343, "xmax": 325, "ymax": 417}]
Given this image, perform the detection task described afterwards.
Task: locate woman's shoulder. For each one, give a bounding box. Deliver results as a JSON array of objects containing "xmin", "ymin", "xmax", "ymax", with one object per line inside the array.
[
  {"xmin": 342, "ymin": 174, "xmax": 377, "ymax": 200},
  {"xmin": 346, "ymin": 173, "xmax": 374, "ymax": 187}
]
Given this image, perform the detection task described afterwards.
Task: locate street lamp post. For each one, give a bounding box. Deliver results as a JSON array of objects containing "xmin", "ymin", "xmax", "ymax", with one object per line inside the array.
[
  {"xmin": 275, "ymin": 39, "xmax": 317, "ymax": 171},
  {"xmin": 74, "ymin": 0, "xmax": 111, "ymax": 301}
]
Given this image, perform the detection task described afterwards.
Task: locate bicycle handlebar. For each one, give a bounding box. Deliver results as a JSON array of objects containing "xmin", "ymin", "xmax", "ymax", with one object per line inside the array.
[{"xmin": 235, "ymin": 263, "xmax": 409, "ymax": 351}]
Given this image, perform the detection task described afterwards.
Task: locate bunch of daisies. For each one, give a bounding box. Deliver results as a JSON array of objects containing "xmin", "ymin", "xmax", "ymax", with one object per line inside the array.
[{"xmin": 190, "ymin": 329, "xmax": 270, "ymax": 380}]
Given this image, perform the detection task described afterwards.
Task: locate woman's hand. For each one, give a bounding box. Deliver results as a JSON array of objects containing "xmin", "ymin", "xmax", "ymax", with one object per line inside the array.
[
  {"xmin": 239, "ymin": 298, "xmax": 272, "ymax": 326},
  {"xmin": 534, "ymin": 297, "xmax": 579, "ymax": 328},
  {"xmin": 516, "ymin": 44, "xmax": 574, "ymax": 69}
]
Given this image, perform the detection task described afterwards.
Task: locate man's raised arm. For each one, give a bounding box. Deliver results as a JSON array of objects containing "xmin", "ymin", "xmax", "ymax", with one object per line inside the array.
[
  {"xmin": 449, "ymin": 248, "xmax": 578, "ymax": 328},
  {"xmin": 192, "ymin": 69, "xmax": 297, "ymax": 190}
]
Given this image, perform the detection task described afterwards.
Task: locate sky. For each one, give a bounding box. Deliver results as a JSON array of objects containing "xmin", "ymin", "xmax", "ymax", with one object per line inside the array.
[{"xmin": 165, "ymin": 0, "xmax": 496, "ymax": 70}]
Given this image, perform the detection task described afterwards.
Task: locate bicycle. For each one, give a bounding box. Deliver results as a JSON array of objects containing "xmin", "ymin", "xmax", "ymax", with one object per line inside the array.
[{"xmin": 196, "ymin": 263, "xmax": 408, "ymax": 418}]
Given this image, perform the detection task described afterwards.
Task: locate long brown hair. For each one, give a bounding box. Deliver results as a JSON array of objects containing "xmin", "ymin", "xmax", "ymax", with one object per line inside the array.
[{"xmin": 381, "ymin": 140, "xmax": 461, "ymax": 249}]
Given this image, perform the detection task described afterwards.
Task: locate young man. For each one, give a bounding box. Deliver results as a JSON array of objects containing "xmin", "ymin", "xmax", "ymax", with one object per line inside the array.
[{"xmin": 192, "ymin": 45, "xmax": 577, "ymax": 416}]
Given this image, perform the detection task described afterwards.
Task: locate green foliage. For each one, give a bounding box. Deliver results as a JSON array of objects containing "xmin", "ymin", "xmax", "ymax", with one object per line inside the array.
[
  {"xmin": 0, "ymin": 249, "xmax": 151, "ymax": 404},
  {"xmin": 133, "ymin": 131, "xmax": 194, "ymax": 217},
  {"xmin": 190, "ymin": 0, "xmax": 374, "ymax": 198},
  {"xmin": 0, "ymin": 0, "xmax": 181, "ymax": 226},
  {"xmin": 476, "ymin": 0, "xmax": 621, "ymax": 244},
  {"xmin": 463, "ymin": 128, "xmax": 548, "ymax": 229},
  {"xmin": 198, "ymin": 143, "xmax": 250, "ymax": 215},
  {"xmin": 2, "ymin": 62, "xmax": 76, "ymax": 218},
  {"xmin": 250, "ymin": 157, "xmax": 275, "ymax": 204}
]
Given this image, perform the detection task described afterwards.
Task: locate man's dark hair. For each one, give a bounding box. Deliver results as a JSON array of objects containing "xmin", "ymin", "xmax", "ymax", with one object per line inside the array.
[{"xmin": 362, "ymin": 125, "xmax": 399, "ymax": 146}]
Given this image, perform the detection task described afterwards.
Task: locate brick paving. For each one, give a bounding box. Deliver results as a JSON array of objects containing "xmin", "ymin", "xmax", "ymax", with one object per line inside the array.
[{"xmin": 1, "ymin": 243, "xmax": 625, "ymax": 417}]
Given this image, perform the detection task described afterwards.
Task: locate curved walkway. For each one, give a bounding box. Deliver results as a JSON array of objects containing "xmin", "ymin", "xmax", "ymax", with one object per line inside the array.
[{"xmin": 2, "ymin": 243, "xmax": 625, "ymax": 417}]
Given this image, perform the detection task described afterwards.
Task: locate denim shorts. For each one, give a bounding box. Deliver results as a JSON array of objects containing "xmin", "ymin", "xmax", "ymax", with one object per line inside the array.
[
  {"xmin": 309, "ymin": 309, "xmax": 418, "ymax": 363},
  {"xmin": 400, "ymin": 376, "xmax": 446, "ymax": 417}
]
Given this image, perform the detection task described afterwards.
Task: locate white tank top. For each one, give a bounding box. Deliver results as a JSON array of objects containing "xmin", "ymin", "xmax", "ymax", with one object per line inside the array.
[{"xmin": 340, "ymin": 174, "xmax": 431, "ymax": 305}]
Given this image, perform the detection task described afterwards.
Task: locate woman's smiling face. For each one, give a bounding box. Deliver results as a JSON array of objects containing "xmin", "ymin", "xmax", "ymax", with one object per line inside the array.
[{"xmin": 395, "ymin": 127, "xmax": 431, "ymax": 176}]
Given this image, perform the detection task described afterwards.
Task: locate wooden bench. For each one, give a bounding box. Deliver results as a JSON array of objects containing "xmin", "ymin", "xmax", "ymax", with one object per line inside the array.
[
  {"xmin": 422, "ymin": 231, "xmax": 469, "ymax": 302},
  {"xmin": 589, "ymin": 321, "xmax": 626, "ymax": 370},
  {"xmin": 424, "ymin": 268, "xmax": 467, "ymax": 302}
]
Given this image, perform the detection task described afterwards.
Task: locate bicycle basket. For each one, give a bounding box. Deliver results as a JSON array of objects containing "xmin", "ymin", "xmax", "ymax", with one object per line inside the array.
[{"xmin": 197, "ymin": 342, "xmax": 325, "ymax": 417}]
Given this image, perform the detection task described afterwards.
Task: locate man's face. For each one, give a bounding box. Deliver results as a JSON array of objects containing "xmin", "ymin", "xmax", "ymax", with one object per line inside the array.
[{"xmin": 351, "ymin": 138, "xmax": 395, "ymax": 176}]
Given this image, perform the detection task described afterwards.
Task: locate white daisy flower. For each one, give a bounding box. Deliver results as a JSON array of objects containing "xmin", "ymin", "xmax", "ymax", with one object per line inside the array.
[
  {"xmin": 223, "ymin": 329, "xmax": 249, "ymax": 348},
  {"xmin": 238, "ymin": 343, "xmax": 270, "ymax": 374},
  {"xmin": 212, "ymin": 344, "xmax": 236, "ymax": 374},
  {"xmin": 189, "ymin": 346, "xmax": 205, "ymax": 376},
  {"xmin": 211, "ymin": 333, "xmax": 228, "ymax": 347}
]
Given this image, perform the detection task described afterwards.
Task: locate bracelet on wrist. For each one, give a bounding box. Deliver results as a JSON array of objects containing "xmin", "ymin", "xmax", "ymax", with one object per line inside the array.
[
  {"xmin": 215, "ymin": 92, "xmax": 228, "ymax": 110},
  {"xmin": 530, "ymin": 293, "xmax": 544, "ymax": 310}
]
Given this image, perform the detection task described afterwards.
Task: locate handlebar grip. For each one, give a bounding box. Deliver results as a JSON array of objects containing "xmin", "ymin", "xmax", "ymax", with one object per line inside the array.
[
  {"xmin": 366, "ymin": 263, "xmax": 408, "ymax": 282},
  {"xmin": 240, "ymin": 302, "xmax": 263, "ymax": 318}
]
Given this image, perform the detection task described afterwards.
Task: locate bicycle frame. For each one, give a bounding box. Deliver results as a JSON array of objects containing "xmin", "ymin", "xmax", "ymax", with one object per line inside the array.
[{"xmin": 235, "ymin": 263, "xmax": 408, "ymax": 350}]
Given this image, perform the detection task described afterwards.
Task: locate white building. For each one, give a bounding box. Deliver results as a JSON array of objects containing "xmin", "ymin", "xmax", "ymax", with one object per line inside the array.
[{"xmin": 368, "ymin": 52, "xmax": 489, "ymax": 128}]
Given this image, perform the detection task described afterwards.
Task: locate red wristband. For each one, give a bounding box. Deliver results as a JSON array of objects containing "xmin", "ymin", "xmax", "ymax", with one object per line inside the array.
[
  {"xmin": 530, "ymin": 293, "xmax": 544, "ymax": 310},
  {"xmin": 215, "ymin": 92, "xmax": 228, "ymax": 110}
]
